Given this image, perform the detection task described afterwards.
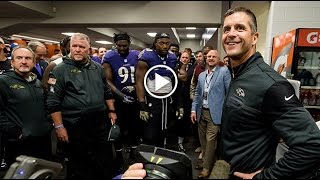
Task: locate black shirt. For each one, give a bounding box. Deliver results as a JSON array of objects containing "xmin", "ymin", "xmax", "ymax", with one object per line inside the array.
[{"xmin": 0, "ymin": 58, "xmax": 11, "ymax": 74}]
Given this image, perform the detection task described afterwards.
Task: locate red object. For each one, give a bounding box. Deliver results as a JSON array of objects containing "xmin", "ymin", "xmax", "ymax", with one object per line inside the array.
[
  {"xmin": 193, "ymin": 63, "xmax": 206, "ymax": 83},
  {"xmin": 297, "ymin": 29, "xmax": 320, "ymax": 47}
]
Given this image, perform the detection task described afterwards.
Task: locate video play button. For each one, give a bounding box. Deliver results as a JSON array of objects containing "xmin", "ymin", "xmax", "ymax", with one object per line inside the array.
[
  {"xmin": 144, "ymin": 64, "xmax": 178, "ymax": 99},
  {"xmin": 155, "ymin": 73, "xmax": 170, "ymax": 91}
]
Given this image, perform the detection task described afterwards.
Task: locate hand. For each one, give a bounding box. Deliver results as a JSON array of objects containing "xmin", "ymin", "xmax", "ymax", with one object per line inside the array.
[
  {"xmin": 140, "ymin": 111, "xmax": 149, "ymax": 122},
  {"xmin": 121, "ymin": 163, "xmax": 146, "ymax": 179},
  {"xmin": 176, "ymin": 108, "xmax": 184, "ymax": 120},
  {"xmin": 139, "ymin": 102, "xmax": 150, "ymax": 122},
  {"xmin": 123, "ymin": 95, "xmax": 135, "ymax": 104},
  {"xmin": 108, "ymin": 112, "xmax": 117, "ymax": 124},
  {"xmin": 233, "ymin": 169, "xmax": 262, "ymax": 179},
  {"xmin": 122, "ymin": 86, "xmax": 135, "ymax": 94},
  {"xmin": 56, "ymin": 127, "xmax": 69, "ymax": 143},
  {"xmin": 190, "ymin": 112, "xmax": 197, "ymax": 124}
]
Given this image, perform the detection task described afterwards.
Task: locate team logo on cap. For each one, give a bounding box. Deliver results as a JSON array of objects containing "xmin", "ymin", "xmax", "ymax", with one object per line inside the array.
[{"xmin": 160, "ymin": 33, "xmax": 169, "ymax": 37}]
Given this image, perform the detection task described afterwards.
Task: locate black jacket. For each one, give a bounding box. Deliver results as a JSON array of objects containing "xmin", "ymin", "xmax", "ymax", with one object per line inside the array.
[
  {"xmin": 0, "ymin": 70, "xmax": 51, "ymax": 138},
  {"xmin": 46, "ymin": 57, "xmax": 113, "ymax": 124},
  {"xmin": 221, "ymin": 52, "xmax": 320, "ymax": 178}
]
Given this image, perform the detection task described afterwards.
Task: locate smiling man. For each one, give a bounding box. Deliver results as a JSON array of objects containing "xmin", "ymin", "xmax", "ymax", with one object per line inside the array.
[
  {"xmin": 220, "ymin": 7, "xmax": 320, "ymax": 179},
  {"xmin": 191, "ymin": 49, "xmax": 231, "ymax": 178}
]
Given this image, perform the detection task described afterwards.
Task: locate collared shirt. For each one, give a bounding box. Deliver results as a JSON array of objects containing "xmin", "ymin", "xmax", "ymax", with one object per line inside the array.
[
  {"xmin": 202, "ymin": 67, "xmax": 215, "ymax": 108},
  {"xmin": 35, "ymin": 63, "xmax": 42, "ymax": 76}
]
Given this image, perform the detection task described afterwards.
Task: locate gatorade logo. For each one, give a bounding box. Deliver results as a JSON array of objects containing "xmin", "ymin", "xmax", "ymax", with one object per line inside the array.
[{"xmin": 307, "ymin": 32, "xmax": 319, "ymax": 44}]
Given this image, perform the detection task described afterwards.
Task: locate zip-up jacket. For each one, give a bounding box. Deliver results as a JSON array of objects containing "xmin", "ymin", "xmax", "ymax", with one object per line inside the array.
[
  {"xmin": 46, "ymin": 57, "xmax": 113, "ymax": 124},
  {"xmin": 221, "ymin": 52, "xmax": 320, "ymax": 178},
  {"xmin": 0, "ymin": 70, "xmax": 51, "ymax": 138}
]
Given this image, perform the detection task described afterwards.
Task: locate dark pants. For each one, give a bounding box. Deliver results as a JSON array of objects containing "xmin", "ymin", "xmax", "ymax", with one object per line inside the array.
[
  {"xmin": 5, "ymin": 132, "xmax": 52, "ymax": 167},
  {"xmin": 63, "ymin": 110, "xmax": 113, "ymax": 179},
  {"xmin": 115, "ymin": 100, "xmax": 141, "ymax": 147},
  {"xmin": 0, "ymin": 131, "xmax": 6, "ymax": 163},
  {"xmin": 143, "ymin": 96, "xmax": 174, "ymax": 147},
  {"xmin": 176, "ymin": 98, "xmax": 192, "ymax": 138}
]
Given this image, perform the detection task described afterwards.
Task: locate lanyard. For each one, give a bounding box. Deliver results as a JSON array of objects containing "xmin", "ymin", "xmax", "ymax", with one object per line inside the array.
[{"xmin": 205, "ymin": 72, "xmax": 214, "ymax": 89}]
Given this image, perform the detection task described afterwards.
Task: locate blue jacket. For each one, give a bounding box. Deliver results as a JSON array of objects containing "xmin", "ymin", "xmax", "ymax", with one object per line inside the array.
[{"xmin": 191, "ymin": 65, "xmax": 231, "ymax": 124}]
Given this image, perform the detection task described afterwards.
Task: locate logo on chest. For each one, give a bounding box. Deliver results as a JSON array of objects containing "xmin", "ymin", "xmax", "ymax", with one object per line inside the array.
[
  {"xmin": 236, "ymin": 88, "xmax": 245, "ymax": 97},
  {"xmin": 70, "ymin": 68, "xmax": 82, "ymax": 73},
  {"xmin": 10, "ymin": 84, "xmax": 25, "ymax": 89}
]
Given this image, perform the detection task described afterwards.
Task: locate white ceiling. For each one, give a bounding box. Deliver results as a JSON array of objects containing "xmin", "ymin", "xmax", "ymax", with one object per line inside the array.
[
  {"xmin": 0, "ymin": 1, "xmax": 214, "ymax": 50},
  {"xmin": 0, "ymin": 1, "xmax": 269, "ymax": 50}
]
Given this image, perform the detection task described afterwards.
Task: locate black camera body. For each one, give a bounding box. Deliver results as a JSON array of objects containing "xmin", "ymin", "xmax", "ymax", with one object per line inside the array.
[
  {"xmin": 4, "ymin": 155, "xmax": 63, "ymax": 179},
  {"xmin": 133, "ymin": 144, "xmax": 193, "ymax": 179}
]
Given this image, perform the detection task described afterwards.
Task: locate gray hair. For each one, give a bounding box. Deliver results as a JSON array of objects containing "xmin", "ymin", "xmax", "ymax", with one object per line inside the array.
[
  {"xmin": 27, "ymin": 40, "xmax": 46, "ymax": 53},
  {"xmin": 71, "ymin": 33, "xmax": 90, "ymax": 45},
  {"xmin": 11, "ymin": 46, "xmax": 36, "ymax": 62}
]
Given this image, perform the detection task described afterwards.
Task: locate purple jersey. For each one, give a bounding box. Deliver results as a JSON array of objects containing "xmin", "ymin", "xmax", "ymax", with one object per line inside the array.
[
  {"xmin": 91, "ymin": 56, "xmax": 102, "ymax": 64},
  {"xmin": 103, "ymin": 49, "xmax": 139, "ymax": 90},
  {"xmin": 138, "ymin": 48, "xmax": 177, "ymax": 80}
]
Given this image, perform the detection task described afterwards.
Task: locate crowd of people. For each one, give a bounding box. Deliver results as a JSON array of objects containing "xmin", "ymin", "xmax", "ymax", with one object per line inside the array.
[{"xmin": 0, "ymin": 6, "xmax": 320, "ymax": 179}]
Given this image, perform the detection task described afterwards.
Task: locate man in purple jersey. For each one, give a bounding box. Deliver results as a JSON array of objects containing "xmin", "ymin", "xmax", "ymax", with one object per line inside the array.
[
  {"xmin": 102, "ymin": 32, "xmax": 141, "ymax": 173},
  {"xmin": 135, "ymin": 33, "xmax": 187, "ymax": 148}
]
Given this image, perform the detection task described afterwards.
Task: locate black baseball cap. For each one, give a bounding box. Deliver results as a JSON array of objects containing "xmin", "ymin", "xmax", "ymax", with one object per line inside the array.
[
  {"xmin": 107, "ymin": 124, "xmax": 121, "ymax": 142},
  {"xmin": 154, "ymin": 33, "xmax": 170, "ymax": 41}
]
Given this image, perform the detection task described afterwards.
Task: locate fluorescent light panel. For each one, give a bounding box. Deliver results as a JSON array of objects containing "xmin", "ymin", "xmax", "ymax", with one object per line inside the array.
[
  {"xmin": 61, "ymin": 32, "xmax": 75, "ymax": 36},
  {"xmin": 206, "ymin": 28, "xmax": 217, "ymax": 32},
  {"xmin": 202, "ymin": 34, "xmax": 212, "ymax": 39},
  {"xmin": 187, "ymin": 34, "xmax": 195, "ymax": 38},
  {"xmin": 186, "ymin": 27, "xmax": 196, "ymax": 30},
  {"xmin": 147, "ymin": 33, "xmax": 157, "ymax": 37},
  {"xmin": 95, "ymin": 40, "xmax": 112, "ymax": 45},
  {"xmin": 11, "ymin": 34, "xmax": 59, "ymax": 44}
]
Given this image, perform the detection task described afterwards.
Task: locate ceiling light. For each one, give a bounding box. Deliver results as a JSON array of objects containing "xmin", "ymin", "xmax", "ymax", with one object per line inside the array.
[
  {"xmin": 95, "ymin": 40, "xmax": 112, "ymax": 45},
  {"xmin": 147, "ymin": 33, "xmax": 157, "ymax": 37},
  {"xmin": 206, "ymin": 28, "xmax": 217, "ymax": 33},
  {"xmin": 186, "ymin": 27, "xmax": 196, "ymax": 30},
  {"xmin": 202, "ymin": 34, "xmax": 212, "ymax": 39},
  {"xmin": 61, "ymin": 32, "xmax": 75, "ymax": 36},
  {"xmin": 11, "ymin": 34, "xmax": 59, "ymax": 44},
  {"xmin": 187, "ymin": 34, "xmax": 195, "ymax": 38}
]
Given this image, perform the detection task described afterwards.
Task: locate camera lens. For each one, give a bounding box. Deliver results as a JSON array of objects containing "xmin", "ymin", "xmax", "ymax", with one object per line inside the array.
[
  {"xmin": 144, "ymin": 164, "xmax": 174, "ymax": 179},
  {"xmin": 134, "ymin": 144, "xmax": 193, "ymax": 179}
]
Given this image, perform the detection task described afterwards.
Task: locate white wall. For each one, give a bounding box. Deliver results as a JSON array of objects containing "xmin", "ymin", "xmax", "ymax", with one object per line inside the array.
[
  {"xmin": 265, "ymin": 1, "xmax": 320, "ymax": 64},
  {"xmin": 180, "ymin": 39, "xmax": 201, "ymax": 52}
]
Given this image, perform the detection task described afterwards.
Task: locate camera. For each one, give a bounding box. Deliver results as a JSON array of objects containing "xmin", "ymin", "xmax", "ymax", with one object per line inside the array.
[
  {"xmin": 4, "ymin": 155, "xmax": 63, "ymax": 179},
  {"xmin": 133, "ymin": 144, "xmax": 193, "ymax": 179}
]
